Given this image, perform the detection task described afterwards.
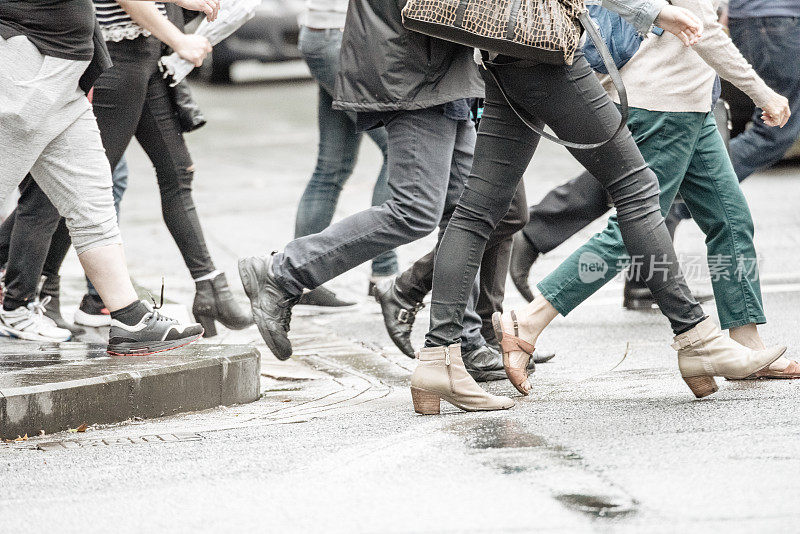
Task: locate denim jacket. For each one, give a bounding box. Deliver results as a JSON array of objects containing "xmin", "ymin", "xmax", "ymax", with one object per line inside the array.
[{"xmin": 590, "ymin": 0, "xmax": 668, "ymax": 33}]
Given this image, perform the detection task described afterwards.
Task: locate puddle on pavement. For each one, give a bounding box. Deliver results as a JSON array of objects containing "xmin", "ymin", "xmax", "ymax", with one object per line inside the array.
[
  {"xmin": 447, "ymin": 418, "xmax": 637, "ymax": 519},
  {"xmin": 448, "ymin": 418, "xmax": 547, "ymax": 449},
  {"xmin": 555, "ymin": 493, "xmax": 636, "ymax": 517}
]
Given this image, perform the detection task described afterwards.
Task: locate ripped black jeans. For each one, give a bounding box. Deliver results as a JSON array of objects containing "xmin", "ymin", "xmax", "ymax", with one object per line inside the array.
[
  {"xmin": 425, "ymin": 54, "xmax": 706, "ymax": 347},
  {"xmin": 92, "ymin": 35, "xmax": 215, "ymax": 278}
]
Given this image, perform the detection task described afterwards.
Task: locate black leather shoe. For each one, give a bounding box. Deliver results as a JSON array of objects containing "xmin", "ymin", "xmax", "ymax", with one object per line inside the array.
[
  {"xmin": 374, "ymin": 278, "xmax": 424, "ymax": 358},
  {"xmin": 485, "ymin": 336, "xmax": 556, "ymax": 364},
  {"xmin": 296, "ymin": 286, "xmax": 356, "ymax": 309},
  {"xmin": 193, "ymin": 272, "xmax": 254, "ymax": 337},
  {"xmin": 622, "ymin": 275, "xmax": 656, "ymax": 310},
  {"xmin": 238, "ymin": 254, "xmax": 300, "ymax": 360},
  {"xmin": 463, "ymin": 344, "xmax": 541, "ymax": 382},
  {"xmin": 463, "ymin": 345, "xmax": 508, "ymax": 382},
  {"xmin": 509, "ymin": 232, "xmax": 539, "ymax": 303}
]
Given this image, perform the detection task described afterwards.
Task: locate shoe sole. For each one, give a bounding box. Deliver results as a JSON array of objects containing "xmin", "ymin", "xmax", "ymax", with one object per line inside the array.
[
  {"xmin": 74, "ymin": 309, "xmax": 112, "ymax": 327},
  {"xmin": 0, "ymin": 327, "xmax": 70, "ymax": 343},
  {"xmin": 294, "ymin": 303, "xmax": 357, "ymax": 314},
  {"xmin": 491, "ymin": 312, "xmax": 533, "ymax": 396},
  {"xmin": 107, "ymin": 333, "xmax": 202, "ymax": 356},
  {"xmin": 238, "ymin": 258, "xmax": 292, "ymax": 361},
  {"xmin": 410, "ymin": 386, "xmax": 514, "ymax": 414}
]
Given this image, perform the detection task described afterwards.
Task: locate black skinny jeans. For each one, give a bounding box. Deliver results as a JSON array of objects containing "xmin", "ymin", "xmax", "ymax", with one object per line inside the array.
[
  {"xmin": 395, "ymin": 180, "xmax": 528, "ymax": 340},
  {"xmin": 92, "ymin": 36, "xmax": 215, "ymax": 279},
  {"xmin": 0, "ymin": 177, "xmax": 69, "ymax": 309},
  {"xmin": 426, "ymin": 55, "xmax": 706, "ymax": 347}
]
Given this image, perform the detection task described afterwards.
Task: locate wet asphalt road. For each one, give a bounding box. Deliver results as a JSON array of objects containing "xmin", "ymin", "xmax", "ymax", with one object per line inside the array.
[{"xmin": 4, "ymin": 68, "xmax": 800, "ymax": 532}]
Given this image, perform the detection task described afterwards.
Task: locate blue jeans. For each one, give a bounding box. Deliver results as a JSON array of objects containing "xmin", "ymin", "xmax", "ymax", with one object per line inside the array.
[
  {"xmin": 295, "ymin": 27, "xmax": 397, "ymax": 277},
  {"xmin": 729, "ymin": 16, "xmax": 800, "ymax": 180}
]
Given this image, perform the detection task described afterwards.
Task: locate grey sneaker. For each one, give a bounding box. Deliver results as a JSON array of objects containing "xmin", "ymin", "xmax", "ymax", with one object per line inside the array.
[
  {"xmin": 106, "ymin": 301, "xmax": 203, "ymax": 356},
  {"xmin": 238, "ymin": 253, "xmax": 300, "ymax": 360}
]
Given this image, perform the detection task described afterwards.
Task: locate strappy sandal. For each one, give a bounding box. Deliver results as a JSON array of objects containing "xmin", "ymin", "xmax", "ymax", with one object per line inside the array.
[{"xmin": 491, "ymin": 310, "xmax": 536, "ymax": 395}]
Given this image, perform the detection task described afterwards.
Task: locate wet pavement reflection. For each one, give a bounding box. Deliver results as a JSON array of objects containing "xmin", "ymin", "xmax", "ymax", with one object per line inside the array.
[{"xmin": 0, "ymin": 341, "xmax": 108, "ymax": 372}]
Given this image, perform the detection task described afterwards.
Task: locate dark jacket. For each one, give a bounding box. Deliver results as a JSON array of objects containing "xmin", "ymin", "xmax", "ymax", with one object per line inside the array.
[{"xmin": 333, "ymin": 0, "xmax": 484, "ymax": 112}]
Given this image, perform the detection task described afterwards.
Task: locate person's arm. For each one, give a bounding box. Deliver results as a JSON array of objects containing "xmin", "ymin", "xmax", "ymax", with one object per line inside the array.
[
  {"xmin": 673, "ymin": 0, "xmax": 790, "ymax": 127},
  {"xmin": 117, "ymin": 1, "xmax": 212, "ymax": 66},
  {"xmin": 599, "ymin": 0, "xmax": 703, "ymax": 46},
  {"xmin": 130, "ymin": 0, "xmax": 220, "ymax": 22}
]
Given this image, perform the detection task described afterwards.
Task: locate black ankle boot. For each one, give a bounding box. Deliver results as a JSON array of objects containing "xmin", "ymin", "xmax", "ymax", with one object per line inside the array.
[
  {"xmin": 622, "ymin": 273, "xmax": 655, "ymax": 310},
  {"xmin": 192, "ymin": 272, "xmax": 254, "ymax": 337},
  {"xmin": 509, "ymin": 232, "xmax": 540, "ymax": 303},
  {"xmin": 39, "ymin": 274, "xmax": 86, "ymax": 337}
]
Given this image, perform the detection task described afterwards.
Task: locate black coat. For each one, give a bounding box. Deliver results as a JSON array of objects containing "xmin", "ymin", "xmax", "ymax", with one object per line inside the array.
[{"xmin": 333, "ymin": 0, "xmax": 484, "ymax": 113}]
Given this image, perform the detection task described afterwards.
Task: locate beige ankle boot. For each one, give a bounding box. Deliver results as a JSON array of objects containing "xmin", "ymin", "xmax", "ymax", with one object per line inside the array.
[
  {"xmin": 410, "ymin": 344, "xmax": 515, "ymax": 414},
  {"xmin": 672, "ymin": 318, "xmax": 786, "ymax": 398}
]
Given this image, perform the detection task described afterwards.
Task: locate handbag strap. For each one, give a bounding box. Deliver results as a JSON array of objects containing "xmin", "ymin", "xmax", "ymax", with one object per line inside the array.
[{"xmin": 483, "ymin": 10, "xmax": 629, "ymax": 150}]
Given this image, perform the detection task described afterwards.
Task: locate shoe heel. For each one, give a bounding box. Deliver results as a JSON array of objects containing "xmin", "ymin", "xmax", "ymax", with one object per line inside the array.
[
  {"xmin": 683, "ymin": 375, "xmax": 718, "ymax": 399},
  {"xmin": 411, "ymin": 387, "xmax": 441, "ymax": 415},
  {"xmin": 196, "ymin": 315, "xmax": 217, "ymax": 338}
]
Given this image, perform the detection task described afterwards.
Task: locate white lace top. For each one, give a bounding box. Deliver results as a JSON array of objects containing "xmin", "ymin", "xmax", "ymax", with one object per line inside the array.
[{"xmin": 93, "ymin": 0, "xmax": 167, "ymax": 42}]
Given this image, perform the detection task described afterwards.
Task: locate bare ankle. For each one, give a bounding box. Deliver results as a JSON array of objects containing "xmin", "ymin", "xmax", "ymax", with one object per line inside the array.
[
  {"xmin": 729, "ymin": 323, "xmax": 766, "ymax": 351},
  {"xmin": 504, "ymin": 294, "xmax": 558, "ymax": 342}
]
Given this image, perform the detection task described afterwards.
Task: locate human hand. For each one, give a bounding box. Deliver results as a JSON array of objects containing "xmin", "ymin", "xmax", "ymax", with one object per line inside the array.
[
  {"xmin": 174, "ymin": 0, "xmax": 221, "ymax": 22},
  {"xmin": 761, "ymin": 93, "xmax": 791, "ymax": 128},
  {"xmin": 655, "ymin": 5, "xmax": 703, "ymax": 46},
  {"xmin": 174, "ymin": 34, "xmax": 212, "ymax": 67}
]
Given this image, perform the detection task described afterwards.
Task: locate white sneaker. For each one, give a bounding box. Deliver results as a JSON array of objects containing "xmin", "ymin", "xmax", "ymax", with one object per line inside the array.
[{"xmin": 0, "ymin": 298, "xmax": 71, "ymax": 342}]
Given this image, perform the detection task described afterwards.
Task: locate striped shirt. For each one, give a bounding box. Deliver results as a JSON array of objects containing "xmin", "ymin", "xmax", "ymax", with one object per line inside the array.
[{"xmin": 93, "ymin": 0, "xmax": 166, "ymax": 41}]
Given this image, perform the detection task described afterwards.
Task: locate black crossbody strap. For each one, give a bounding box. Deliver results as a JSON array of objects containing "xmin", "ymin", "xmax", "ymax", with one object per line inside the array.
[{"xmin": 484, "ymin": 10, "xmax": 629, "ymax": 150}]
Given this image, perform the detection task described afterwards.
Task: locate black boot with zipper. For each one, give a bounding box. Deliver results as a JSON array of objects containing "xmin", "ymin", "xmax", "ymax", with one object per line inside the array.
[{"xmin": 192, "ymin": 272, "xmax": 254, "ymax": 338}]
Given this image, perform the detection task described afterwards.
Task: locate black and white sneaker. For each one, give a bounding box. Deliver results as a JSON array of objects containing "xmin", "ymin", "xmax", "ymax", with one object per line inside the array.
[{"xmin": 107, "ymin": 301, "xmax": 204, "ymax": 356}]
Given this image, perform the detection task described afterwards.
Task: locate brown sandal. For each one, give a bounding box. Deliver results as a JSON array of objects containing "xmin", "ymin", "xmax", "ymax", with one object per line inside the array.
[{"xmin": 491, "ymin": 310, "xmax": 535, "ymax": 395}]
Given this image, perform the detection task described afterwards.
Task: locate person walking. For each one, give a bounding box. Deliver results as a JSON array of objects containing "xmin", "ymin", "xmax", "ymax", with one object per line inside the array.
[
  {"xmin": 420, "ymin": 0, "xmax": 785, "ymax": 413},
  {"xmin": 504, "ymin": 0, "xmax": 796, "ymax": 381},
  {"xmin": 90, "ymin": 0, "xmax": 253, "ymax": 337},
  {"xmin": 374, "ymin": 180, "xmax": 557, "ymax": 382},
  {"xmin": 239, "ymin": 0, "xmax": 723, "ymax": 411},
  {"xmin": 725, "ymin": 0, "xmax": 800, "ymax": 181},
  {"xmin": 0, "ymin": 0, "xmax": 219, "ymax": 354},
  {"xmin": 374, "ymin": 173, "xmax": 549, "ymax": 382},
  {"xmin": 292, "ymin": 0, "xmax": 398, "ymax": 308}
]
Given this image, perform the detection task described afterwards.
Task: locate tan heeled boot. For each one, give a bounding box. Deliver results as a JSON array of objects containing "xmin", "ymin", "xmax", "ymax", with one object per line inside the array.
[
  {"xmin": 673, "ymin": 318, "xmax": 786, "ymax": 398},
  {"xmin": 410, "ymin": 344, "xmax": 515, "ymax": 415}
]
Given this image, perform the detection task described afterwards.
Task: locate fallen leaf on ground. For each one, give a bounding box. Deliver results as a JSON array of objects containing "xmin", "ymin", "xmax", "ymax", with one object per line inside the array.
[{"xmin": 14, "ymin": 434, "xmax": 28, "ymax": 442}]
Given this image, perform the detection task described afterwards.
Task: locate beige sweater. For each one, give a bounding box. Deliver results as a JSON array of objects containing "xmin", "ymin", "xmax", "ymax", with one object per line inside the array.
[{"xmin": 603, "ymin": 0, "xmax": 776, "ymax": 112}]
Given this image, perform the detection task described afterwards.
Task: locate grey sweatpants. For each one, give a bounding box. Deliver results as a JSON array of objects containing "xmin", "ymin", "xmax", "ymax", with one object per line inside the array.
[{"xmin": 0, "ymin": 35, "xmax": 120, "ymax": 254}]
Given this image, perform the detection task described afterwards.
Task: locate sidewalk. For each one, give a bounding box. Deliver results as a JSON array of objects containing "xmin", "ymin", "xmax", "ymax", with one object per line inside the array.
[{"xmin": 0, "ymin": 340, "xmax": 260, "ymax": 440}]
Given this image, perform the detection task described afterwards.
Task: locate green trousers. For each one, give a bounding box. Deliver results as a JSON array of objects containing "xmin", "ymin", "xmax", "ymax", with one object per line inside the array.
[{"xmin": 537, "ymin": 107, "xmax": 765, "ymax": 330}]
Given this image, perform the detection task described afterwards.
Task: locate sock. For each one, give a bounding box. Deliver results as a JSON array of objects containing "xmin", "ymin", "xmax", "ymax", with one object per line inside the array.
[
  {"xmin": 3, "ymin": 296, "xmax": 27, "ymax": 312},
  {"xmin": 110, "ymin": 300, "xmax": 149, "ymax": 326},
  {"xmin": 193, "ymin": 270, "xmax": 222, "ymax": 283}
]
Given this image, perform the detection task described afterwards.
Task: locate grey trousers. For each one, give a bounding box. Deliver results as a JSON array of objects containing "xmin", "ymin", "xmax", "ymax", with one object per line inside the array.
[
  {"xmin": 0, "ymin": 35, "xmax": 119, "ymax": 255},
  {"xmin": 272, "ymin": 107, "xmax": 485, "ymax": 347},
  {"xmin": 273, "ymin": 107, "xmax": 476, "ymax": 293}
]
